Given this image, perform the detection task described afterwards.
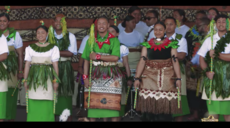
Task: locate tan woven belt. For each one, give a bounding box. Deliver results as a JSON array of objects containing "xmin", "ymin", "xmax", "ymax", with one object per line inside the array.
[
  {"xmin": 145, "ymin": 58, "xmax": 172, "ymax": 69},
  {"xmin": 59, "ymin": 57, "xmax": 71, "ymax": 61},
  {"xmin": 93, "ymin": 61, "xmax": 117, "ymax": 66},
  {"xmin": 117, "ymin": 62, "xmax": 124, "ymax": 67}
]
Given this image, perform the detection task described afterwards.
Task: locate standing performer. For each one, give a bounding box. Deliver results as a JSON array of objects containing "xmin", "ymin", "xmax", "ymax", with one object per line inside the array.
[
  {"xmin": 144, "ymin": 10, "xmax": 159, "ymax": 41},
  {"xmin": 76, "ymin": 18, "xmax": 97, "ymax": 122},
  {"xmin": 207, "ymin": 8, "xmax": 219, "ymax": 21},
  {"xmin": 48, "ymin": 14, "xmax": 77, "ymax": 121},
  {"xmin": 0, "ymin": 34, "xmax": 10, "ymax": 122},
  {"xmin": 134, "ymin": 21, "xmax": 182, "ymax": 121},
  {"xmin": 23, "ymin": 22, "xmax": 60, "ymax": 121},
  {"xmin": 198, "ymin": 14, "xmax": 230, "ymax": 121},
  {"xmin": 109, "ymin": 25, "xmax": 132, "ymax": 120},
  {"xmin": 0, "ymin": 10, "xmax": 24, "ymax": 121},
  {"xmin": 184, "ymin": 11, "xmax": 208, "ymax": 121},
  {"xmin": 118, "ymin": 6, "xmax": 149, "ymax": 37},
  {"xmin": 173, "ymin": 9, "xmax": 190, "ymax": 38},
  {"xmin": 164, "ymin": 17, "xmax": 190, "ymax": 121},
  {"xmin": 82, "ymin": 16, "xmax": 122, "ymax": 122}
]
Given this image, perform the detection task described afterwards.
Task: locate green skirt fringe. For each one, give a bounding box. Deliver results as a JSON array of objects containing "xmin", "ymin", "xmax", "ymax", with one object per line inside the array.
[
  {"xmin": 0, "ymin": 62, "xmax": 10, "ymax": 81},
  {"xmin": 203, "ymin": 55, "xmax": 230, "ymax": 99},
  {"xmin": 2, "ymin": 51, "xmax": 18, "ymax": 76},
  {"xmin": 27, "ymin": 99, "xmax": 55, "ymax": 122},
  {"xmin": 6, "ymin": 88, "xmax": 18, "ymax": 120},
  {"xmin": 0, "ymin": 92, "xmax": 7, "ymax": 119},
  {"xmin": 27, "ymin": 65, "xmax": 60, "ymax": 91},
  {"xmin": 58, "ymin": 61, "xmax": 74, "ymax": 96},
  {"xmin": 55, "ymin": 95, "xmax": 72, "ymax": 115}
]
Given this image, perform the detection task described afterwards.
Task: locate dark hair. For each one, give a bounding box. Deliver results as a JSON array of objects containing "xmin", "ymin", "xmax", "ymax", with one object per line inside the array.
[
  {"xmin": 208, "ymin": 8, "xmax": 219, "ymax": 15},
  {"xmin": 174, "ymin": 9, "xmax": 187, "ymax": 22},
  {"xmin": 36, "ymin": 25, "xmax": 48, "ymax": 33},
  {"xmin": 200, "ymin": 17, "xmax": 211, "ymax": 26},
  {"xmin": 214, "ymin": 14, "xmax": 229, "ymax": 22},
  {"xmin": 97, "ymin": 15, "xmax": 109, "ymax": 23},
  {"xmin": 196, "ymin": 10, "xmax": 207, "ymax": 16},
  {"xmin": 146, "ymin": 10, "xmax": 159, "ymax": 20},
  {"xmin": 0, "ymin": 13, "xmax": 10, "ymax": 21},
  {"xmin": 93, "ymin": 17, "xmax": 97, "ymax": 23},
  {"xmin": 128, "ymin": 6, "xmax": 141, "ymax": 15},
  {"xmin": 110, "ymin": 25, "xmax": 119, "ymax": 33},
  {"xmin": 154, "ymin": 21, "xmax": 166, "ymax": 29},
  {"xmin": 164, "ymin": 17, "xmax": 177, "ymax": 25},
  {"xmin": 121, "ymin": 15, "xmax": 135, "ymax": 28}
]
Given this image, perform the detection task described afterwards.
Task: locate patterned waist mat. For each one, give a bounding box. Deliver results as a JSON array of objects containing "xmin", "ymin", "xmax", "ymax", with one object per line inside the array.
[
  {"xmin": 84, "ymin": 86, "xmax": 122, "ymax": 94},
  {"xmin": 145, "ymin": 59, "xmax": 172, "ymax": 69}
]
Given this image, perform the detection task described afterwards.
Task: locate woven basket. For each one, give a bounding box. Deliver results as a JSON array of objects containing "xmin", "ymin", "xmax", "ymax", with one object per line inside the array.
[{"xmin": 201, "ymin": 116, "xmax": 218, "ymax": 122}]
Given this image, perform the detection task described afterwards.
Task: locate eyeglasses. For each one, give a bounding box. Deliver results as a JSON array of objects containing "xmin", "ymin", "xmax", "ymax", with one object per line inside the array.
[{"xmin": 144, "ymin": 17, "xmax": 156, "ymax": 21}]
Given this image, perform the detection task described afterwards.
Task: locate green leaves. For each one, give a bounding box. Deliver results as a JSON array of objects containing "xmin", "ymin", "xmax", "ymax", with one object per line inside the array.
[
  {"xmin": 30, "ymin": 43, "xmax": 55, "ymax": 53},
  {"xmin": 140, "ymin": 42, "xmax": 151, "ymax": 48}
]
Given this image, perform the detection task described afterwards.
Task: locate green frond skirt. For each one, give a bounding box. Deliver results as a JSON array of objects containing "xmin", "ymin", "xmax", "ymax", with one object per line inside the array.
[
  {"xmin": 6, "ymin": 88, "xmax": 18, "ymax": 120},
  {"xmin": 27, "ymin": 99, "xmax": 54, "ymax": 122},
  {"xmin": 55, "ymin": 96, "xmax": 72, "ymax": 115},
  {"xmin": 0, "ymin": 92, "xmax": 7, "ymax": 119}
]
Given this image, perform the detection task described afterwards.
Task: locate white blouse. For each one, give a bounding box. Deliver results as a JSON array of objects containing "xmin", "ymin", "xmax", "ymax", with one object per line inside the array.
[
  {"xmin": 175, "ymin": 25, "xmax": 190, "ymax": 38},
  {"xmin": 24, "ymin": 44, "xmax": 60, "ymax": 62},
  {"xmin": 5, "ymin": 31, "xmax": 23, "ymax": 49},
  {"xmin": 0, "ymin": 35, "xmax": 9, "ymax": 92},
  {"xmin": 118, "ymin": 21, "xmax": 149, "ymax": 37},
  {"xmin": 78, "ymin": 35, "xmax": 89, "ymax": 54},
  {"xmin": 54, "ymin": 31, "xmax": 77, "ymax": 55},
  {"xmin": 118, "ymin": 30, "xmax": 144, "ymax": 47},
  {"xmin": 166, "ymin": 33, "xmax": 188, "ymax": 55},
  {"xmin": 118, "ymin": 45, "xmax": 129, "ymax": 63}
]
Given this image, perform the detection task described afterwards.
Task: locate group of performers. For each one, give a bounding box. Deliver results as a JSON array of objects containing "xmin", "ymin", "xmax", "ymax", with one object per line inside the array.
[{"xmin": 0, "ymin": 6, "xmax": 230, "ymax": 122}]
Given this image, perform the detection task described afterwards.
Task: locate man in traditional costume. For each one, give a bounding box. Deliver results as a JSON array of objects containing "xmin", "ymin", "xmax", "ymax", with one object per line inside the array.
[
  {"xmin": 0, "ymin": 33, "xmax": 10, "ymax": 122},
  {"xmin": 198, "ymin": 14, "xmax": 230, "ymax": 121},
  {"xmin": 23, "ymin": 22, "xmax": 61, "ymax": 121},
  {"xmin": 184, "ymin": 11, "xmax": 208, "ymax": 120},
  {"xmin": 48, "ymin": 14, "xmax": 77, "ymax": 121},
  {"xmin": 82, "ymin": 16, "xmax": 122, "ymax": 122},
  {"xmin": 0, "ymin": 9, "xmax": 24, "ymax": 121},
  {"xmin": 164, "ymin": 17, "xmax": 190, "ymax": 121}
]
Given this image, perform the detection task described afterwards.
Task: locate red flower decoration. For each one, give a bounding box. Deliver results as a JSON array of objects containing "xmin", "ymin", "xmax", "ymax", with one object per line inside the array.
[
  {"xmin": 95, "ymin": 33, "xmax": 115, "ymax": 49},
  {"xmin": 148, "ymin": 38, "xmax": 171, "ymax": 51}
]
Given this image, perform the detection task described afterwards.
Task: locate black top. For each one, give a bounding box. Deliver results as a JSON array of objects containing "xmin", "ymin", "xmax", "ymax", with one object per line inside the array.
[
  {"xmin": 147, "ymin": 47, "xmax": 172, "ymax": 60},
  {"xmin": 185, "ymin": 31, "xmax": 204, "ymax": 61}
]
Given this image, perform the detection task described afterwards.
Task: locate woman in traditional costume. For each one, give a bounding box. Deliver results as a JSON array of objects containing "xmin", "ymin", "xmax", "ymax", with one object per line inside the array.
[
  {"xmin": 109, "ymin": 25, "xmax": 133, "ymax": 120},
  {"xmin": 134, "ymin": 21, "xmax": 182, "ymax": 121},
  {"xmin": 0, "ymin": 7, "xmax": 24, "ymax": 121},
  {"xmin": 0, "ymin": 34, "xmax": 10, "ymax": 122},
  {"xmin": 23, "ymin": 21, "xmax": 60, "ymax": 121}
]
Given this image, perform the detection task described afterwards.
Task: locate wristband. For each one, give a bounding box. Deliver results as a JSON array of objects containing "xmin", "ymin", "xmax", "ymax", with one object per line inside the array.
[
  {"xmin": 22, "ymin": 78, "xmax": 27, "ymax": 83},
  {"xmin": 82, "ymin": 74, "xmax": 88, "ymax": 80},
  {"xmin": 95, "ymin": 54, "xmax": 101, "ymax": 60}
]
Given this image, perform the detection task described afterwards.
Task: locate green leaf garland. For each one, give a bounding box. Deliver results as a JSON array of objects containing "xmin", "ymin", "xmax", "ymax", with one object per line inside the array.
[{"xmin": 29, "ymin": 43, "xmax": 55, "ymax": 53}]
